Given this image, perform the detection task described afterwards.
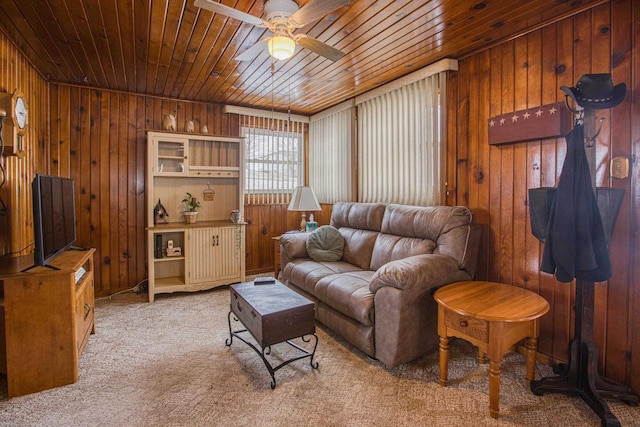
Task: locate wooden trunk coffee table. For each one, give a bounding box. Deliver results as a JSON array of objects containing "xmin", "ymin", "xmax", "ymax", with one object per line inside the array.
[
  {"xmin": 434, "ymin": 281, "xmax": 550, "ymax": 418},
  {"xmin": 226, "ymin": 279, "xmax": 318, "ymax": 388}
]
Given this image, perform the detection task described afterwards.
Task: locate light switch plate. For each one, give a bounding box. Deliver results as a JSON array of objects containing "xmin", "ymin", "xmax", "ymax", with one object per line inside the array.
[{"xmin": 610, "ymin": 156, "xmax": 629, "ymax": 179}]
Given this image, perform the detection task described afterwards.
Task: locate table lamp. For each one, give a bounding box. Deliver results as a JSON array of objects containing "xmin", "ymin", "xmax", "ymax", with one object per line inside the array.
[{"xmin": 288, "ymin": 186, "xmax": 321, "ymax": 231}]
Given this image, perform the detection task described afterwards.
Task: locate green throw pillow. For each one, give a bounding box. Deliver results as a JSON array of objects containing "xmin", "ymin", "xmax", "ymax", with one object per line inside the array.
[{"xmin": 306, "ymin": 225, "xmax": 344, "ymax": 262}]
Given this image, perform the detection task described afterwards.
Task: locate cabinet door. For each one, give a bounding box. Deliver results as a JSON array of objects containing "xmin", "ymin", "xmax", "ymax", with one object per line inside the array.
[
  {"xmin": 216, "ymin": 226, "xmax": 242, "ymax": 281},
  {"xmin": 187, "ymin": 227, "xmax": 217, "ymax": 284},
  {"xmin": 187, "ymin": 226, "xmax": 243, "ymax": 284},
  {"xmin": 151, "ymin": 136, "xmax": 189, "ymax": 175},
  {"xmin": 75, "ymin": 273, "xmax": 95, "ymax": 355}
]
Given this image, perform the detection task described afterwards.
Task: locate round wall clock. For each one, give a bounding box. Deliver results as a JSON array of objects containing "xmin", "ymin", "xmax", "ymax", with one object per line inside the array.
[{"xmin": 0, "ymin": 89, "xmax": 27, "ymax": 158}]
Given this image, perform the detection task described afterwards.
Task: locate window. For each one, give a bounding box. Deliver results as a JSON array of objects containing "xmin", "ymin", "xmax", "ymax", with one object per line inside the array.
[
  {"xmin": 241, "ymin": 115, "xmax": 305, "ymax": 204},
  {"xmin": 243, "ymin": 127, "xmax": 302, "ymax": 193}
]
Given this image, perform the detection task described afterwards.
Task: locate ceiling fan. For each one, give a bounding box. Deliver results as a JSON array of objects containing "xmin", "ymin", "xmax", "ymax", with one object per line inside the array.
[{"xmin": 194, "ymin": 0, "xmax": 349, "ymax": 62}]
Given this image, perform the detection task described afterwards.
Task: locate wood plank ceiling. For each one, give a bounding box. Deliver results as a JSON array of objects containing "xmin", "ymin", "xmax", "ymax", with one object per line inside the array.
[{"xmin": 0, "ymin": 0, "xmax": 605, "ymax": 116}]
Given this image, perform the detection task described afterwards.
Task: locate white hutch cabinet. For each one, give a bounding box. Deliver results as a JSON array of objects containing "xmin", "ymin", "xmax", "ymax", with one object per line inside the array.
[{"xmin": 146, "ymin": 131, "xmax": 245, "ymax": 302}]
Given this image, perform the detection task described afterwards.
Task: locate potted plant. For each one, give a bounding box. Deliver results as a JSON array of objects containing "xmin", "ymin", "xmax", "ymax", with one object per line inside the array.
[{"xmin": 182, "ymin": 192, "xmax": 201, "ymax": 224}]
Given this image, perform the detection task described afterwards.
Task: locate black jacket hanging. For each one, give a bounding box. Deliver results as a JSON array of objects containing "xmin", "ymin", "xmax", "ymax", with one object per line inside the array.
[{"xmin": 540, "ymin": 124, "xmax": 611, "ymax": 283}]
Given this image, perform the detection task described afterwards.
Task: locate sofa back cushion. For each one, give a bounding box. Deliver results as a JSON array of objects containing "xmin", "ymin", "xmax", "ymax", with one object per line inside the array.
[
  {"xmin": 371, "ymin": 204, "xmax": 477, "ymax": 274},
  {"xmin": 331, "ymin": 202, "xmax": 386, "ymax": 270},
  {"xmin": 370, "ymin": 234, "xmax": 437, "ymax": 270}
]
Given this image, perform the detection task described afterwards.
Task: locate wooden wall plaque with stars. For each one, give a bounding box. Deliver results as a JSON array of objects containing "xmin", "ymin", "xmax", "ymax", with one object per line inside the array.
[{"xmin": 488, "ymin": 102, "xmax": 571, "ymax": 145}]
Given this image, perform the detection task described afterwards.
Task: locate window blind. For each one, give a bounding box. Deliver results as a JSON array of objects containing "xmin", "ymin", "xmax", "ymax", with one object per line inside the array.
[
  {"xmin": 309, "ymin": 105, "xmax": 354, "ymax": 203},
  {"xmin": 240, "ymin": 114, "xmax": 305, "ymax": 205},
  {"xmin": 356, "ymin": 72, "xmax": 444, "ymax": 205}
]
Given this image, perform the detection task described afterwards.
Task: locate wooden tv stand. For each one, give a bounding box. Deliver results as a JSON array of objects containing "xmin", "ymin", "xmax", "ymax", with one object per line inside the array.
[{"xmin": 0, "ymin": 248, "xmax": 96, "ymax": 397}]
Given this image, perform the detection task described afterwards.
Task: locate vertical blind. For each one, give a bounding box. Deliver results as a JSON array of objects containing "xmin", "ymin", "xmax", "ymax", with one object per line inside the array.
[
  {"xmin": 309, "ymin": 107, "xmax": 354, "ymax": 203},
  {"xmin": 357, "ymin": 73, "xmax": 443, "ymax": 205},
  {"xmin": 240, "ymin": 114, "xmax": 305, "ymax": 205}
]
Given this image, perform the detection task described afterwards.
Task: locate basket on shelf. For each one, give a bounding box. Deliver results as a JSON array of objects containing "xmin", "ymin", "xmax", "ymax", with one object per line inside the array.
[
  {"xmin": 182, "ymin": 192, "xmax": 201, "ymax": 224},
  {"xmin": 183, "ymin": 211, "xmax": 198, "ymax": 224}
]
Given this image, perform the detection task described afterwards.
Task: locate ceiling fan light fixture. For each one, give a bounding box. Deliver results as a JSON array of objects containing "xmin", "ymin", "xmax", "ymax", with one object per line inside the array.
[
  {"xmin": 268, "ymin": 36, "xmax": 296, "ymax": 60},
  {"xmin": 196, "ymin": 0, "xmax": 348, "ymax": 62}
]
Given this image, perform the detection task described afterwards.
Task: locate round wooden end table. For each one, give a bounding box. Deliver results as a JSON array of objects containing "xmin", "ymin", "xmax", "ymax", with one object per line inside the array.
[{"xmin": 434, "ymin": 281, "xmax": 550, "ymax": 419}]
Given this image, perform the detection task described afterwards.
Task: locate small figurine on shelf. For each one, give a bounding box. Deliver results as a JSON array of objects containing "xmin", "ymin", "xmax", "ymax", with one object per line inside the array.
[
  {"xmin": 182, "ymin": 192, "xmax": 201, "ymax": 224},
  {"xmin": 153, "ymin": 199, "xmax": 169, "ymax": 224},
  {"xmin": 162, "ymin": 114, "xmax": 176, "ymax": 131}
]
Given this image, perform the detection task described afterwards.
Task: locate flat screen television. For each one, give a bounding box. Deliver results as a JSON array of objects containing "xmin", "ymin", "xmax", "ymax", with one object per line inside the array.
[{"xmin": 31, "ymin": 174, "xmax": 77, "ymax": 268}]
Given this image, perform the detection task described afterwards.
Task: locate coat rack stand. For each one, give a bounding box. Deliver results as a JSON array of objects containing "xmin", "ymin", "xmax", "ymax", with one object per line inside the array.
[{"xmin": 530, "ymin": 108, "xmax": 638, "ymax": 427}]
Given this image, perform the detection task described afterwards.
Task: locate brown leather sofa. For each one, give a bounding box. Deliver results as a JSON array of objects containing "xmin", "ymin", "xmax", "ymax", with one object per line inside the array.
[{"xmin": 279, "ymin": 202, "xmax": 481, "ymax": 368}]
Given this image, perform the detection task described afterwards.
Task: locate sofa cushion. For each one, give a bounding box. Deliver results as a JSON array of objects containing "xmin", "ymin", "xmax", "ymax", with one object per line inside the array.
[
  {"xmin": 379, "ymin": 204, "xmax": 475, "ymax": 270},
  {"xmin": 370, "ymin": 234, "xmax": 437, "ymax": 271},
  {"xmin": 306, "ymin": 225, "xmax": 345, "ymax": 262},
  {"xmin": 337, "ymin": 228, "xmax": 378, "ymax": 270},
  {"xmin": 314, "ymin": 270, "xmax": 376, "ymax": 326},
  {"xmin": 282, "ymin": 259, "xmax": 362, "ymax": 296},
  {"xmin": 330, "ymin": 202, "xmax": 386, "ymax": 270},
  {"xmin": 331, "ymin": 202, "xmax": 386, "ymax": 231}
]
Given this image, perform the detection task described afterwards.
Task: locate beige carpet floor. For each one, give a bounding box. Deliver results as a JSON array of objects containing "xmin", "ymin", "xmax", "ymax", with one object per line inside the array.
[{"xmin": 0, "ymin": 286, "xmax": 639, "ymax": 426}]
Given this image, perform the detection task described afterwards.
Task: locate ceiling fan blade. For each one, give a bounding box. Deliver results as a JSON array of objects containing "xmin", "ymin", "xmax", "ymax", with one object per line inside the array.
[
  {"xmin": 235, "ymin": 40, "xmax": 269, "ymax": 61},
  {"xmin": 194, "ymin": 0, "xmax": 265, "ymax": 26},
  {"xmin": 296, "ymin": 35, "xmax": 345, "ymax": 62},
  {"xmin": 290, "ymin": 0, "xmax": 349, "ymax": 27}
]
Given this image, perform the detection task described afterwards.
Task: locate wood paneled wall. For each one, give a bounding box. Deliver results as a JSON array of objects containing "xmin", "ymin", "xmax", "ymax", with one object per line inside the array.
[
  {"xmin": 45, "ymin": 83, "xmax": 326, "ymax": 291},
  {"xmin": 0, "ymin": 31, "xmax": 48, "ymax": 260},
  {"xmin": 448, "ymin": 0, "xmax": 639, "ymax": 393},
  {"xmin": 46, "ymin": 86, "xmax": 244, "ymax": 296}
]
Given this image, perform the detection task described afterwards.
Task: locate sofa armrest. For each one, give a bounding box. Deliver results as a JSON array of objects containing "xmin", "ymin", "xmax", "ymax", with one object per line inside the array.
[
  {"xmin": 280, "ymin": 232, "xmax": 311, "ymax": 264},
  {"xmin": 369, "ymin": 254, "xmax": 470, "ymax": 293}
]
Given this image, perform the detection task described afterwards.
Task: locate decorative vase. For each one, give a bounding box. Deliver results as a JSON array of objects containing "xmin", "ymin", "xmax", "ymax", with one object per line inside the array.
[
  {"xmin": 230, "ymin": 210, "xmax": 242, "ymax": 223},
  {"xmin": 183, "ymin": 211, "xmax": 198, "ymax": 224}
]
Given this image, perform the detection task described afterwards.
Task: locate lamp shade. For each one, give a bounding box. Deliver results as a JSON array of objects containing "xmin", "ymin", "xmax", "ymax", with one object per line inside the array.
[
  {"xmin": 288, "ymin": 186, "xmax": 321, "ymax": 212},
  {"xmin": 268, "ymin": 36, "xmax": 296, "ymax": 60}
]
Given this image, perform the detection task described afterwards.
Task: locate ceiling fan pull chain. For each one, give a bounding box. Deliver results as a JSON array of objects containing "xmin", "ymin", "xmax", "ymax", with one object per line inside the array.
[
  {"xmin": 271, "ymin": 60, "xmax": 276, "ymax": 131},
  {"xmin": 288, "ymin": 67, "xmax": 292, "ymax": 123}
]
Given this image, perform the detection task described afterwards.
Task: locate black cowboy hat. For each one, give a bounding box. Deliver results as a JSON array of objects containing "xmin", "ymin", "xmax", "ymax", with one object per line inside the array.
[{"xmin": 560, "ymin": 74, "xmax": 626, "ymax": 109}]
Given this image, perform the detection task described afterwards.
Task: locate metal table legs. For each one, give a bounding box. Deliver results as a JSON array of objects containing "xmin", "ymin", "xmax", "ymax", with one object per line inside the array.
[{"xmin": 226, "ymin": 311, "xmax": 319, "ymax": 389}]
